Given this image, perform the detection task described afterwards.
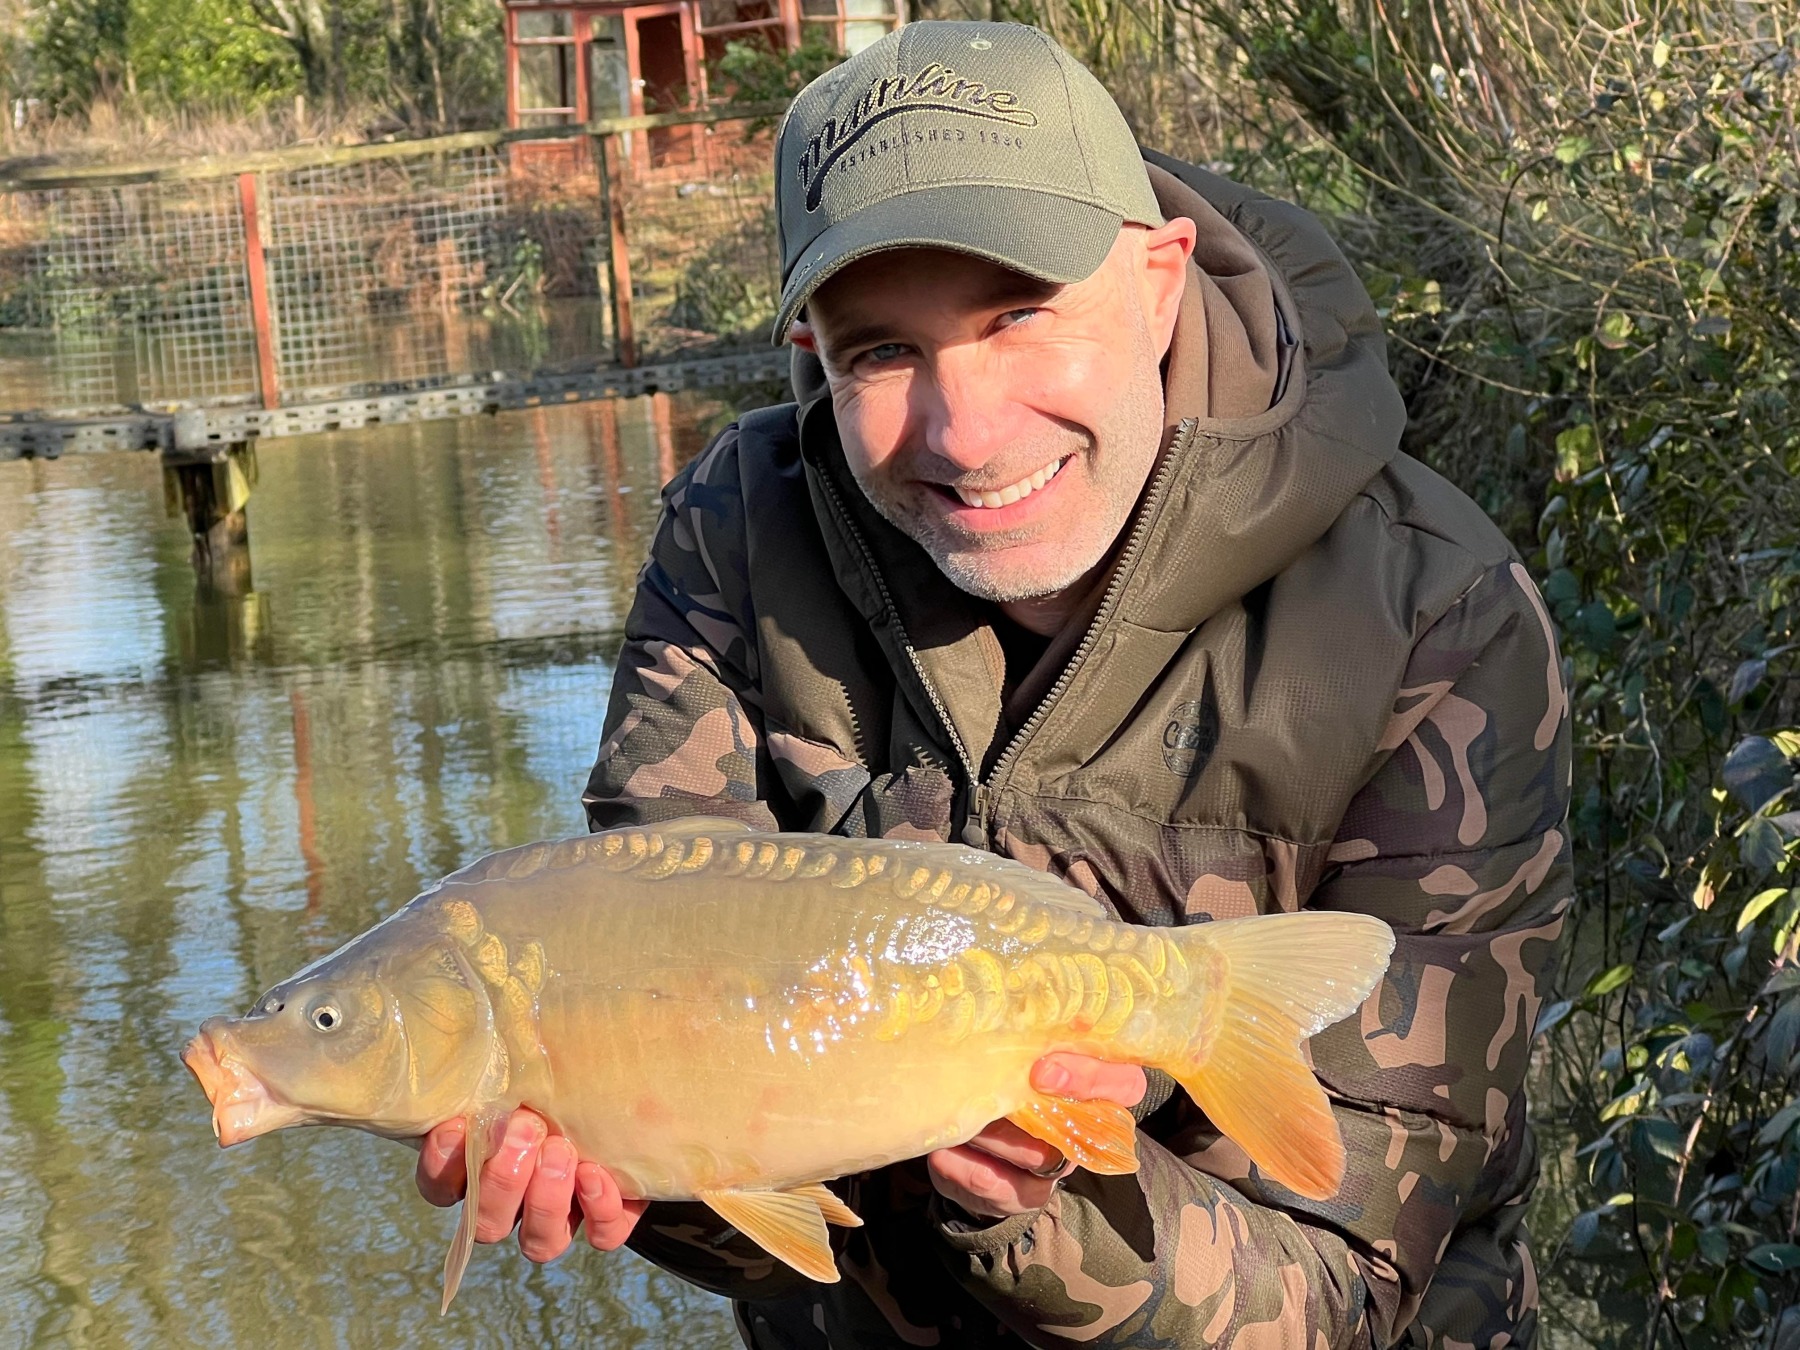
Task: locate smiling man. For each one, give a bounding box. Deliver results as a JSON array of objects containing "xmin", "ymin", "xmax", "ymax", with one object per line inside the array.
[{"xmin": 415, "ymin": 20, "xmax": 1572, "ymax": 1348}]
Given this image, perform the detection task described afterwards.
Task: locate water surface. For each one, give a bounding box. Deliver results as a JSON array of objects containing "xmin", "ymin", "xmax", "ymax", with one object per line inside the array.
[{"xmin": 0, "ymin": 395, "xmax": 749, "ymax": 1347}]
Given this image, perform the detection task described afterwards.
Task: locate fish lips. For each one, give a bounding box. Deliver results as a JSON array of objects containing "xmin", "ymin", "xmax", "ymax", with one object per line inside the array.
[{"xmin": 182, "ymin": 1019, "xmax": 305, "ymax": 1147}]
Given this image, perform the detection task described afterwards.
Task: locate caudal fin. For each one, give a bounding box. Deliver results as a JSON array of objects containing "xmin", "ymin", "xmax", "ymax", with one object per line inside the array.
[{"xmin": 1159, "ymin": 913, "xmax": 1393, "ymax": 1201}]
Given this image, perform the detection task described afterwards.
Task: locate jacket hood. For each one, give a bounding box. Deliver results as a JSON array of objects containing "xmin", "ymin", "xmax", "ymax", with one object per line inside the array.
[
  {"xmin": 1120, "ymin": 156, "xmax": 1405, "ymax": 634},
  {"xmin": 788, "ymin": 154, "xmax": 1406, "ymax": 773}
]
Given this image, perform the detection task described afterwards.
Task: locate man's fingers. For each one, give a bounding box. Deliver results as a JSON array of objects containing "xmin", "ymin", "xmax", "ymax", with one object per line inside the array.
[
  {"xmin": 516, "ymin": 1135, "xmax": 580, "ymax": 1263},
  {"xmin": 963, "ymin": 1118, "xmax": 1066, "ymax": 1176},
  {"xmin": 575, "ymin": 1164, "xmax": 648, "ymax": 1251},
  {"xmin": 1032, "ymin": 1053, "xmax": 1147, "ymax": 1108},
  {"xmin": 926, "ymin": 1144, "xmax": 1055, "ymax": 1219},
  {"xmin": 416, "ymin": 1118, "xmax": 468, "ymax": 1208},
  {"xmin": 474, "ymin": 1112, "xmax": 547, "ymax": 1243}
]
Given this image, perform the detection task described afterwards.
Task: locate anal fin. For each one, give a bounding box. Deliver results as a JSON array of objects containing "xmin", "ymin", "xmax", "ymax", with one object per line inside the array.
[
  {"xmin": 1007, "ymin": 1094, "xmax": 1140, "ymax": 1175},
  {"xmin": 785, "ymin": 1182, "xmax": 863, "ymax": 1228},
  {"xmin": 698, "ymin": 1187, "xmax": 842, "ymax": 1283}
]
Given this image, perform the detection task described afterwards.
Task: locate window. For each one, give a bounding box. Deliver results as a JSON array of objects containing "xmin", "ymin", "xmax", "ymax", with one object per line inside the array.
[
  {"xmin": 587, "ymin": 15, "xmax": 630, "ymax": 121},
  {"xmin": 799, "ymin": 0, "xmax": 900, "ymax": 58},
  {"xmin": 696, "ymin": 0, "xmax": 786, "ymax": 89},
  {"xmin": 514, "ymin": 8, "xmax": 578, "ymax": 125}
]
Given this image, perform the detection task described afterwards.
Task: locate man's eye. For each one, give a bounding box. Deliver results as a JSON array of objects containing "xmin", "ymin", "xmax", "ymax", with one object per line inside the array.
[
  {"xmin": 997, "ymin": 308, "xmax": 1041, "ymax": 328},
  {"xmin": 857, "ymin": 343, "xmax": 910, "ymax": 367}
]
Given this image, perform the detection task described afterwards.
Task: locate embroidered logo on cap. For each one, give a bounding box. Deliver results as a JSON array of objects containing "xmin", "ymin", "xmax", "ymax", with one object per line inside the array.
[{"xmin": 796, "ymin": 63, "xmax": 1039, "ymax": 211}]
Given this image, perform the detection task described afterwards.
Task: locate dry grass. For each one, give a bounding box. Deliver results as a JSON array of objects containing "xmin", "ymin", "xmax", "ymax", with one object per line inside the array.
[{"xmin": 0, "ymin": 94, "xmax": 408, "ymax": 173}]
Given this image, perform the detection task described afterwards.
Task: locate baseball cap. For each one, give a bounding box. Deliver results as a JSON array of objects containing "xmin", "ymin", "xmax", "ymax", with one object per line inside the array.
[{"xmin": 771, "ymin": 20, "xmax": 1162, "ymax": 343}]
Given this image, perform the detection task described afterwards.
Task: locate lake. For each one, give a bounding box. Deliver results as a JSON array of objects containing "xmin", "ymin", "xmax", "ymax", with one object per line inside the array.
[{"xmin": 0, "ymin": 395, "xmax": 757, "ymax": 1347}]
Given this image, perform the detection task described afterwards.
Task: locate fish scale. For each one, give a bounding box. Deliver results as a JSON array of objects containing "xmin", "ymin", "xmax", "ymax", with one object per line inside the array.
[{"xmin": 184, "ymin": 818, "xmax": 1394, "ymax": 1310}]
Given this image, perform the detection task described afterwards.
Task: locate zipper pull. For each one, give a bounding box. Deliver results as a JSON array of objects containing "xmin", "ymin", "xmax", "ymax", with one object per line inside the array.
[{"xmin": 960, "ymin": 782, "xmax": 989, "ymax": 850}]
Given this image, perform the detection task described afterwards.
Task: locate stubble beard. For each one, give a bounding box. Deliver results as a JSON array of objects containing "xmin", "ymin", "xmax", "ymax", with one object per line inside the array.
[{"xmin": 852, "ymin": 320, "xmax": 1167, "ymax": 606}]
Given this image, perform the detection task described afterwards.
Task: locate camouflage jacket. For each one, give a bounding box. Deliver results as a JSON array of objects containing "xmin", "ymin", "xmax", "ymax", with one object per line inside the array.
[{"xmin": 582, "ymin": 155, "xmax": 1572, "ymax": 1348}]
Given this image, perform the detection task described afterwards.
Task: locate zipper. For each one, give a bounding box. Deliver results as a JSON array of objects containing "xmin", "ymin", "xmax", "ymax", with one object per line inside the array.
[
  {"xmin": 815, "ymin": 418, "xmax": 1197, "ymax": 849},
  {"xmin": 981, "ymin": 418, "xmax": 1197, "ymax": 802},
  {"xmin": 814, "ymin": 468, "xmax": 983, "ymax": 795}
]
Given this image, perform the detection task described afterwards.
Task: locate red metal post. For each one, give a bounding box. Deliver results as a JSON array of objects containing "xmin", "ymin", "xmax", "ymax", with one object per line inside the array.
[
  {"xmin": 236, "ymin": 172, "xmax": 280, "ymax": 410},
  {"xmin": 651, "ymin": 390, "xmax": 676, "ymax": 486},
  {"xmin": 505, "ymin": 6, "xmax": 520, "ymax": 127}
]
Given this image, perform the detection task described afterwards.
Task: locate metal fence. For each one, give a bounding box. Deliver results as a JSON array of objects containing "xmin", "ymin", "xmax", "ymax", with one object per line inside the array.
[{"xmin": 0, "ymin": 104, "xmax": 788, "ymax": 422}]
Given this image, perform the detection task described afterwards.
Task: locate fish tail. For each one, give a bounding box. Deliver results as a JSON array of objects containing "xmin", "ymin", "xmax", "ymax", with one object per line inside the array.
[{"xmin": 1153, "ymin": 912, "xmax": 1393, "ymax": 1201}]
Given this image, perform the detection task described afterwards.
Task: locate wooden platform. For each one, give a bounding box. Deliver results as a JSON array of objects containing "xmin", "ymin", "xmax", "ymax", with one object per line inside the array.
[{"xmin": 0, "ymin": 348, "xmax": 789, "ymax": 461}]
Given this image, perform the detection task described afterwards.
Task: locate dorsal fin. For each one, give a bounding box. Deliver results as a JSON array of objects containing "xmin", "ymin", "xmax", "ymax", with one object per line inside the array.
[
  {"xmin": 649, "ymin": 816, "xmax": 758, "ymax": 839},
  {"xmin": 443, "ymin": 819, "xmax": 759, "ymax": 886}
]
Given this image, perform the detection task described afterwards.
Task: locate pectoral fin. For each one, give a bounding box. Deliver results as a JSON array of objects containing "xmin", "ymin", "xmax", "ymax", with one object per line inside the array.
[
  {"xmin": 698, "ymin": 1186, "xmax": 845, "ymax": 1283},
  {"xmin": 441, "ymin": 1111, "xmax": 502, "ymax": 1314},
  {"xmin": 1007, "ymin": 1095, "xmax": 1140, "ymax": 1175}
]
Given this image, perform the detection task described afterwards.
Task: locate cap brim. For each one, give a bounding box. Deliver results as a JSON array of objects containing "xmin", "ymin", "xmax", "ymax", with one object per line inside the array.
[{"xmin": 771, "ymin": 183, "xmax": 1124, "ymax": 345}]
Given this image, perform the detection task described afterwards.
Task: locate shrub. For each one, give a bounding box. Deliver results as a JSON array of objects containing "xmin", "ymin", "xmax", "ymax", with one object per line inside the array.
[{"xmin": 979, "ymin": 0, "xmax": 1800, "ymax": 1341}]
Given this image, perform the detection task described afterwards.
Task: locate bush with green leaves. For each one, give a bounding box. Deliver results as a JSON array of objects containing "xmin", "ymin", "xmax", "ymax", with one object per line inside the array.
[{"xmin": 979, "ymin": 0, "xmax": 1800, "ymax": 1341}]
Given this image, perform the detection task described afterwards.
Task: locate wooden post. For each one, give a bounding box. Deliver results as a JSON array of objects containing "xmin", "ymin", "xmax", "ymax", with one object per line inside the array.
[
  {"xmin": 166, "ymin": 410, "xmax": 257, "ymax": 593},
  {"xmin": 237, "ymin": 172, "xmax": 280, "ymax": 409},
  {"xmin": 596, "ymin": 132, "xmax": 637, "ymax": 368}
]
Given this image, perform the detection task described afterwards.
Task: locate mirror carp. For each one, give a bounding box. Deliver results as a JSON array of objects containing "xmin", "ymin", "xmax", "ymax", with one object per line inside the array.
[{"xmin": 183, "ymin": 818, "xmax": 1394, "ymax": 1310}]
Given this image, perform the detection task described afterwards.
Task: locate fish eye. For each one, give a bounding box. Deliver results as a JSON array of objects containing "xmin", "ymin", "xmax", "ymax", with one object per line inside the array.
[{"xmin": 310, "ymin": 1004, "xmax": 343, "ymax": 1032}]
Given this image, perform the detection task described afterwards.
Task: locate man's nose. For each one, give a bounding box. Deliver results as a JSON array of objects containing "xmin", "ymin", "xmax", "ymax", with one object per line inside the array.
[{"xmin": 919, "ymin": 346, "xmax": 1018, "ymax": 472}]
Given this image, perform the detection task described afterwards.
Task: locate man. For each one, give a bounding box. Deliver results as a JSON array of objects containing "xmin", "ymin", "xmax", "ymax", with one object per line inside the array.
[{"xmin": 418, "ymin": 20, "xmax": 1571, "ymax": 1347}]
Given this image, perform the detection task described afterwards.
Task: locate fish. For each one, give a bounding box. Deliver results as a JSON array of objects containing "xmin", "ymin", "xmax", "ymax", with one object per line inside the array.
[{"xmin": 183, "ymin": 818, "xmax": 1394, "ymax": 1311}]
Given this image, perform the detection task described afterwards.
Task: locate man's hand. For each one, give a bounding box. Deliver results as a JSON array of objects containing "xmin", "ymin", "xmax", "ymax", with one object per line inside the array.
[
  {"xmin": 926, "ymin": 1054, "xmax": 1146, "ymax": 1219},
  {"xmin": 415, "ymin": 1109, "xmax": 647, "ymax": 1263}
]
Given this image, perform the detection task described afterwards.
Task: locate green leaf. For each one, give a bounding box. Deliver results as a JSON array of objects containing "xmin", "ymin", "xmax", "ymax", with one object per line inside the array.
[
  {"xmin": 1653, "ymin": 36, "xmax": 1671, "ymax": 68},
  {"xmin": 1699, "ymin": 1226, "xmax": 1731, "ymax": 1265},
  {"xmin": 1636, "ymin": 1118, "xmax": 1684, "ymax": 1162},
  {"xmin": 1587, "ymin": 964, "xmax": 1634, "ymax": 996},
  {"xmin": 1758, "ymin": 1101, "xmax": 1800, "ymax": 1146},
  {"xmin": 1740, "ymin": 887, "xmax": 1792, "ymax": 932},
  {"xmin": 1574, "ymin": 601, "xmax": 1617, "ymax": 650},
  {"xmin": 1571, "ymin": 1209, "xmax": 1600, "ymax": 1252},
  {"xmin": 1747, "ymin": 1243, "xmax": 1800, "ymax": 1273},
  {"xmin": 1597, "ymin": 311, "xmax": 1634, "ymax": 349},
  {"xmin": 1741, "ymin": 818, "xmax": 1789, "ymax": 873},
  {"xmin": 1724, "ymin": 737, "xmax": 1792, "ymax": 812},
  {"xmin": 1729, "ymin": 659, "xmax": 1768, "ymax": 705},
  {"xmin": 1555, "ymin": 423, "xmax": 1598, "ymax": 480},
  {"xmin": 1766, "ymin": 1002, "xmax": 1800, "ymax": 1071},
  {"xmin": 1554, "ymin": 135, "xmax": 1590, "ymax": 165},
  {"xmin": 1535, "ymin": 999, "xmax": 1573, "ymax": 1038}
]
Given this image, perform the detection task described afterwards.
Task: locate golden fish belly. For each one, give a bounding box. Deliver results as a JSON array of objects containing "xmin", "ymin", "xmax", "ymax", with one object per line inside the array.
[{"xmin": 453, "ymin": 832, "xmax": 1196, "ymax": 1199}]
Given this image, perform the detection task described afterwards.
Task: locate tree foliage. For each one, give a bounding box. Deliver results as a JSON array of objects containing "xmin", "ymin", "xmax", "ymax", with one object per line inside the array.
[
  {"xmin": 5, "ymin": 0, "xmax": 503, "ymax": 127},
  {"xmin": 978, "ymin": 0, "xmax": 1799, "ymax": 1341}
]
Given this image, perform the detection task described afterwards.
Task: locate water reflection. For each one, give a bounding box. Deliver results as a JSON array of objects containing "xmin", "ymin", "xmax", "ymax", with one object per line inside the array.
[{"xmin": 0, "ymin": 392, "xmax": 751, "ymax": 1347}]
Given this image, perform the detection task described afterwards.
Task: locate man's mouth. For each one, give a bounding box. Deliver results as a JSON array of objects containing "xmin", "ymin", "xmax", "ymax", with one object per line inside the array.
[{"xmin": 948, "ymin": 457, "xmax": 1068, "ymax": 510}]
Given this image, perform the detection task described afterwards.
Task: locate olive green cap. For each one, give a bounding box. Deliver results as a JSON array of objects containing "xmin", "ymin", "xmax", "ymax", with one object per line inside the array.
[{"xmin": 771, "ymin": 20, "xmax": 1162, "ymax": 343}]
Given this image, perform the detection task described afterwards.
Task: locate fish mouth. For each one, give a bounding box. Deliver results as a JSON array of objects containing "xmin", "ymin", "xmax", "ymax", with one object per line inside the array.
[{"xmin": 181, "ymin": 1020, "xmax": 304, "ymax": 1147}]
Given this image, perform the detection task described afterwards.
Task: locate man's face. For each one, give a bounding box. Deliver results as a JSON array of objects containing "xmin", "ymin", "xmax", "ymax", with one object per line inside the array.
[{"xmin": 796, "ymin": 226, "xmax": 1189, "ymax": 609}]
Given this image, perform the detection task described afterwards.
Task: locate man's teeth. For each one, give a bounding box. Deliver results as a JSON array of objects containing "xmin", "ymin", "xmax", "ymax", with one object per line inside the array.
[{"xmin": 953, "ymin": 458, "xmax": 1067, "ymax": 509}]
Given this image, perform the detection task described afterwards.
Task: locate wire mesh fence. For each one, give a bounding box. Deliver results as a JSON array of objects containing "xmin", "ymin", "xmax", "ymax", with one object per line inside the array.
[{"xmin": 0, "ymin": 108, "xmax": 785, "ymax": 421}]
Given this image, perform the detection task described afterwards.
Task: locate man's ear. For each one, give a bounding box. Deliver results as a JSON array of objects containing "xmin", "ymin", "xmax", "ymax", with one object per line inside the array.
[
  {"xmin": 788, "ymin": 317, "xmax": 818, "ymax": 352},
  {"xmin": 1139, "ymin": 217, "xmax": 1196, "ymax": 360}
]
